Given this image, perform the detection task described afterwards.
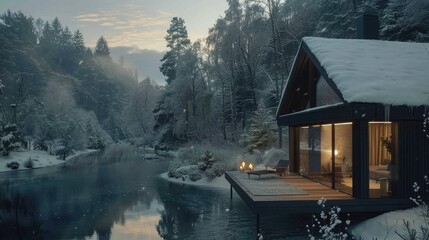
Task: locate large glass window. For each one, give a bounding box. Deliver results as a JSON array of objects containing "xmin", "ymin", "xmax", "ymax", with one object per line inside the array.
[
  {"xmin": 299, "ymin": 123, "xmax": 352, "ymax": 195},
  {"xmin": 299, "ymin": 125, "xmax": 332, "ymax": 187},
  {"xmin": 369, "ymin": 122, "xmax": 392, "ymax": 198},
  {"xmin": 334, "ymin": 123, "xmax": 353, "ymax": 195},
  {"xmin": 316, "ymin": 76, "xmax": 342, "ymax": 107}
]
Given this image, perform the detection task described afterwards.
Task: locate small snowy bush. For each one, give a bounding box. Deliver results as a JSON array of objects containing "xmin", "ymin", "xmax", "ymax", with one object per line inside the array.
[
  {"xmin": 306, "ymin": 198, "xmax": 352, "ymax": 240},
  {"xmin": 168, "ymin": 160, "xmax": 182, "ymax": 178},
  {"xmin": 24, "ymin": 157, "xmax": 34, "ymax": 169},
  {"xmin": 177, "ymin": 145, "xmax": 206, "ymax": 165},
  {"xmin": 189, "ymin": 169, "xmax": 202, "ymax": 182},
  {"xmin": 198, "ymin": 151, "xmax": 215, "ymax": 171},
  {"xmin": 209, "ymin": 146, "xmax": 241, "ymax": 171},
  {"xmin": 6, "ymin": 161, "xmax": 19, "ymax": 170},
  {"xmin": 177, "ymin": 167, "xmax": 190, "ymax": 176},
  {"xmin": 262, "ymin": 148, "xmax": 289, "ymax": 165},
  {"xmin": 205, "ymin": 162, "xmax": 226, "ymax": 179},
  {"xmin": 399, "ymin": 176, "xmax": 429, "ymax": 240}
]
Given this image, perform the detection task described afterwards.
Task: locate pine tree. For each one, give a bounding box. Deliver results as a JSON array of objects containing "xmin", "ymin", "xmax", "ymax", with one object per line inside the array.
[
  {"xmin": 1, "ymin": 123, "xmax": 20, "ymax": 156},
  {"xmin": 94, "ymin": 36, "xmax": 111, "ymax": 58},
  {"xmin": 72, "ymin": 30, "xmax": 85, "ymax": 55},
  {"xmin": 241, "ymin": 103, "xmax": 277, "ymax": 152},
  {"xmin": 315, "ymin": 0, "xmax": 379, "ymax": 38},
  {"xmin": 381, "ymin": 0, "xmax": 429, "ymax": 41},
  {"xmin": 160, "ymin": 17, "xmax": 191, "ymax": 84}
]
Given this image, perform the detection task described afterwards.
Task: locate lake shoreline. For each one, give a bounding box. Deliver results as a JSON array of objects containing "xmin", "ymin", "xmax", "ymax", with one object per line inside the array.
[
  {"xmin": 159, "ymin": 171, "xmax": 230, "ymax": 189},
  {"xmin": 0, "ymin": 149, "xmax": 99, "ymax": 173}
]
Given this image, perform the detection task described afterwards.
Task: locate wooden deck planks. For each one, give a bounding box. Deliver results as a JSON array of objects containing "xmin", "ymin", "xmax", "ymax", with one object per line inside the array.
[{"xmin": 225, "ymin": 171, "xmax": 411, "ymax": 214}]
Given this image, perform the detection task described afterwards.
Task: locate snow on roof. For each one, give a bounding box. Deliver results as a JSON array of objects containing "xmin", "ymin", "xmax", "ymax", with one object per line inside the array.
[{"xmin": 303, "ymin": 37, "xmax": 429, "ymax": 106}]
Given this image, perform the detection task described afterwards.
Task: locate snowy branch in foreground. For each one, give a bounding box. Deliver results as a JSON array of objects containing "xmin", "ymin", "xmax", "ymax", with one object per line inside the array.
[{"xmin": 306, "ymin": 197, "xmax": 352, "ymax": 240}]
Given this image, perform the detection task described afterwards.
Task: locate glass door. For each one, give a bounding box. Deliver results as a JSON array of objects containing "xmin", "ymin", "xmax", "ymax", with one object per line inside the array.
[{"xmin": 298, "ymin": 123, "xmax": 353, "ymax": 195}]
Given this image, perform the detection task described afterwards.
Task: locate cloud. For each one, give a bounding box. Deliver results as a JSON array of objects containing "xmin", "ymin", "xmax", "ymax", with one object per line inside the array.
[
  {"xmin": 106, "ymin": 30, "xmax": 166, "ymax": 50},
  {"xmin": 74, "ymin": 4, "xmax": 172, "ymax": 50}
]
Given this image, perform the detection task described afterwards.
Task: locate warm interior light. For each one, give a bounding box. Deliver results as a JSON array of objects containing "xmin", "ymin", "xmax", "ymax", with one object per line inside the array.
[
  {"xmin": 334, "ymin": 122, "xmax": 352, "ymax": 126},
  {"xmin": 241, "ymin": 161, "xmax": 246, "ymax": 167},
  {"xmin": 239, "ymin": 165, "xmax": 243, "ymax": 171},
  {"xmin": 369, "ymin": 121, "xmax": 392, "ymax": 124},
  {"xmin": 248, "ymin": 163, "xmax": 254, "ymax": 171},
  {"xmin": 335, "ymin": 150, "xmax": 339, "ymax": 156}
]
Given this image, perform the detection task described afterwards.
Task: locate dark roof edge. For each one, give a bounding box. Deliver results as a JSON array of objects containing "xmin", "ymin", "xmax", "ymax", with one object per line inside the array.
[
  {"xmin": 276, "ymin": 39, "xmax": 345, "ymax": 117},
  {"xmin": 277, "ymin": 103, "xmax": 427, "ymax": 126},
  {"xmin": 276, "ymin": 41, "xmax": 304, "ymax": 117},
  {"xmin": 301, "ymin": 40, "xmax": 344, "ymax": 102}
]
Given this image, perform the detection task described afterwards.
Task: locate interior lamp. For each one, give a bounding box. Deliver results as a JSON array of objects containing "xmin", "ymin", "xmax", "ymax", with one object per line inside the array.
[{"xmin": 335, "ymin": 150, "xmax": 339, "ymax": 156}]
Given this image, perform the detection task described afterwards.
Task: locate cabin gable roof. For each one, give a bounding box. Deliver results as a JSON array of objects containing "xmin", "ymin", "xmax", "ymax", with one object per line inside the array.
[{"xmin": 277, "ymin": 37, "xmax": 429, "ymax": 118}]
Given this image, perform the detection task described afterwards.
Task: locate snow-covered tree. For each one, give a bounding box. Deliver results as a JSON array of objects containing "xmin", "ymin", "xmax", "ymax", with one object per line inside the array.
[
  {"xmin": 315, "ymin": 0, "xmax": 379, "ymax": 38},
  {"xmin": 124, "ymin": 77, "xmax": 161, "ymax": 140},
  {"xmin": 381, "ymin": 0, "xmax": 429, "ymax": 41},
  {"xmin": 0, "ymin": 123, "xmax": 20, "ymax": 156},
  {"xmin": 160, "ymin": 17, "xmax": 191, "ymax": 84},
  {"xmin": 94, "ymin": 36, "xmax": 111, "ymax": 58},
  {"xmin": 241, "ymin": 103, "xmax": 277, "ymax": 152}
]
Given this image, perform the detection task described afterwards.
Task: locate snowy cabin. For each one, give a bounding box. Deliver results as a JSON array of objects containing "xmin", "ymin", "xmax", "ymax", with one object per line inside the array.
[{"xmin": 276, "ymin": 37, "xmax": 429, "ymax": 201}]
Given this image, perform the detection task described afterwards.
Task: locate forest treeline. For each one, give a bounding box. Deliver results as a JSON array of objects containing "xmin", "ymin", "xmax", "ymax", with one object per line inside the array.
[{"xmin": 0, "ymin": 0, "xmax": 428, "ymax": 157}]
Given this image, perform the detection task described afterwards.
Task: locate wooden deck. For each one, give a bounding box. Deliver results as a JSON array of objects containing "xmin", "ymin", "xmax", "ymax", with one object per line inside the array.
[{"xmin": 226, "ymin": 171, "xmax": 412, "ymax": 214}]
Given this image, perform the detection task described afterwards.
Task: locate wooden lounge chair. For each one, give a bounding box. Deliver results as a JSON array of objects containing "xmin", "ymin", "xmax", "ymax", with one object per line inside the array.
[{"xmin": 247, "ymin": 159, "xmax": 289, "ymax": 179}]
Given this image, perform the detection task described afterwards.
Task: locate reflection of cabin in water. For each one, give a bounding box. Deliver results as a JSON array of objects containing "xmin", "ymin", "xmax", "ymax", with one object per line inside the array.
[{"xmin": 226, "ymin": 16, "xmax": 429, "ymax": 221}]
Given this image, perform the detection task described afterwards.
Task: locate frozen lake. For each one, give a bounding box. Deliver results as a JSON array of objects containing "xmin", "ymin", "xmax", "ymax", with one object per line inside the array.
[{"xmin": 0, "ymin": 152, "xmax": 310, "ymax": 239}]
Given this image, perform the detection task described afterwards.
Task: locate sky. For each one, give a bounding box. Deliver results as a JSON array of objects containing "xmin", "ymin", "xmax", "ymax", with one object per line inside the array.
[{"xmin": 0, "ymin": 0, "xmax": 228, "ymax": 51}]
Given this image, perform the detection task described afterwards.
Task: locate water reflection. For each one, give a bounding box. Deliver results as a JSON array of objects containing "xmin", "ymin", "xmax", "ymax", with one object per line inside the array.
[
  {"xmin": 0, "ymin": 153, "xmax": 167, "ymax": 240},
  {"xmin": 0, "ymin": 152, "xmax": 310, "ymax": 240},
  {"xmin": 111, "ymin": 200, "xmax": 164, "ymax": 240}
]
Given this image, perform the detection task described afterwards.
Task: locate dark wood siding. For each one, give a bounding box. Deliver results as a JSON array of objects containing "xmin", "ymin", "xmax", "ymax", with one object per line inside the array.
[
  {"xmin": 289, "ymin": 127, "xmax": 299, "ymax": 173},
  {"xmin": 398, "ymin": 121, "xmax": 429, "ymax": 198},
  {"xmin": 352, "ymin": 121, "xmax": 369, "ymax": 199}
]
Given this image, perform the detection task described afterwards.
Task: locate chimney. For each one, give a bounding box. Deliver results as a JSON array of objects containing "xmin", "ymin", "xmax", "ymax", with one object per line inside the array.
[{"xmin": 356, "ymin": 15, "xmax": 379, "ymax": 40}]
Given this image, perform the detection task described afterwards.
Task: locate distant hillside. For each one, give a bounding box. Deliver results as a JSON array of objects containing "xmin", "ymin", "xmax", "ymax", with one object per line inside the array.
[{"xmin": 111, "ymin": 46, "xmax": 166, "ymax": 85}]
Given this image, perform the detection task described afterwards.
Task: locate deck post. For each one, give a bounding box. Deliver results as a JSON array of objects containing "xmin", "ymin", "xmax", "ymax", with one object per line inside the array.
[
  {"xmin": 256, "ymin": 214, "xmax": 260, "ymax": 235},
  {"xmin": 230, "ymin": 184, "xmax": 233, "ymax": 200}
]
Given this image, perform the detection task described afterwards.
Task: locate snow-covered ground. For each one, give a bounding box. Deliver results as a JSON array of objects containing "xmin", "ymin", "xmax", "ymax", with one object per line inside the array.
[
  {"xmin": 159, "ymin": 160, "xmax": 283, "ymax": 190},
  {"xmin": 0, "ymin": 149, "xmax": 98, "ymax": 173},
  {"xmin": 160, "ymin": 172, "xmax": 230, "ymax": 189},
  {"xmin": 352, "ymin": 206, "xmax": 427, "ymax": 239}
]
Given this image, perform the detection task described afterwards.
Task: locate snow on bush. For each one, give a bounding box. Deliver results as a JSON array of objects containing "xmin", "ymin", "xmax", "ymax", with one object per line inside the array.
[
  {"xmin": 6, "ymin": 161, "xmax": 19, "ymax": 170},
  {"xmin": 198, "ymin": 151, "xmax": 215, "ymax": 171},
  {"xmin": 262, "ymin": 148, "xmax": 289, "ymax": 165},
  {"xmin": 177, "ymin": 145, "xmax": 202, "ymax": 165},
  {"xmin": 188, "ymin": 168, "xmax": 202, "ymax": 182},
  {"xmin": 170, "ymin": 143, "xmax": 289, "ymax": 181},
  {"xmin": 175, "ymin": 143, "xmax": 239, "ymax": 170},
  {"xmin": 306, "ymin": 198, "xmax": 352, "ymax": 240},
  {"xmin": 168, "ymin": 164, "xmax": 202, "ymax": 181},
  {"xmin": 23, "ymin": 157, "xmax": 34, "ymax": 169},
  {"xmin": 168, "ymin": 160, "xmax": 182, "ymax": 178},
  {"xmin": 205, "ymin": 162, "xmax": 226, "ymax": 179}
]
